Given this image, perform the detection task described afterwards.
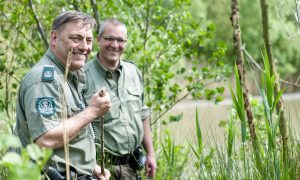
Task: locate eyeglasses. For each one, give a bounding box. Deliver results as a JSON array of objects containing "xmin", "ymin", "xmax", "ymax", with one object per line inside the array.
[{"xmin": 101, "ymin": 36, "xmax": 127, "ymax": 45}]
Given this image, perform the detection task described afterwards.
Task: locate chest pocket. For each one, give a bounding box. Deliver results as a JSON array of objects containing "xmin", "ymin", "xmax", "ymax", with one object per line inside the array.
[{"xmin": 126, "ymin": 87, "xmax": 142, "ymax": 113}]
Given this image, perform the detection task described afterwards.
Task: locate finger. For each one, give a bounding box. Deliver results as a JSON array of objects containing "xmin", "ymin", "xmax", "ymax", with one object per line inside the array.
[
  {"xmin": 98, "ymin": 90, "xmax": 105, "ymax": 97},
  {"xmin": 97, "ymin": 87, "xmax": 107, "ymax": 97},
  {"xmin": 104, "ymin": 169, "xmax": 110, "ymax": 174},
  {"xmin": 102, "ymin": 169, "xmax": 110, "ymax": 178}
]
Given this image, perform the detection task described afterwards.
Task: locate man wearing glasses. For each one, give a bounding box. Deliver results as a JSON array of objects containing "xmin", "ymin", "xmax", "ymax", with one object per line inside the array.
[{"xmin": 83, "ymin": 18, "xmax": 156, "ymax": 179}]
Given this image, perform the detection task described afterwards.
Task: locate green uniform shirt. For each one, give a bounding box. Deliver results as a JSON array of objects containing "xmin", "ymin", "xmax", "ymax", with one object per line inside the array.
[
  {"xmin": 15, "ymin": 49, "xmax": 96, "ymax": 175},
  {"xmin": 83, "ymin": 55, "xmax": 150, "ymax": 156}
]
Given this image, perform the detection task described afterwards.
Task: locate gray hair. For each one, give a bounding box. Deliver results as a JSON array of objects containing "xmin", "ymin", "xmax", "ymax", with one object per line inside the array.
[
  {"xmin": 99, "ymin": 18, "xmax": 127, "ymax": 36},
  {"xmin": 52, "ymin": 10, "xmax": 96, "ymax": 31}
]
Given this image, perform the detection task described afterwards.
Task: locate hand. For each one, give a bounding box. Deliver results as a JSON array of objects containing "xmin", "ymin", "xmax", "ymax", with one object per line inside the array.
[
  {"xmin": 145, "ymin": 153, "xmax": 157, "ymax": 178},
  {"xmin": 94, "ymin": 164, "xmax": 111, "ymax": 180},
  {"xmin": 88, "ymin": 87, "xmax": 111, "ymax": 117}
]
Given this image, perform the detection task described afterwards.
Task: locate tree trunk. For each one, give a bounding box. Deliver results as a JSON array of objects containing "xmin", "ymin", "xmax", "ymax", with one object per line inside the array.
[
  {"xmin": 260, "ymin": 0, "xmax": 288, "ymax": 172},
  {"xmin": 231, "ymin": 0, "xmax": 261, "ymax": 170},
  {"xmin": 90, "ymin": 0, "xmax": 101, "ymax": 34}
]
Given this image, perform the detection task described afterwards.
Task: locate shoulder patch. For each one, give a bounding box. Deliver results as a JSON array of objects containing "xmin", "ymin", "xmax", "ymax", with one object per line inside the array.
[
  {"xmin": 36, "ymin": 97, "xmax": 56, "ymax": 117},
  {"xmin": 42, "ymin": 66, "xmax": 54, "ymax": 82}
]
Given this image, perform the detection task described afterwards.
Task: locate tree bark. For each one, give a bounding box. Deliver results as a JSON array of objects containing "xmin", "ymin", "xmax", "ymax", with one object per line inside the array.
[
  {"xmin": 90, "ymin": 0, "xmax": 101, "ymax": 34},
  {"xmin": 231, "ymin": 0, "xmax": 261, "ymax": 170},
  {"xmin": 260, "ymin": 0, "xmax": 288, "ymax": 169},
  {"xmin": 231, "ymin": 0, "xmax": 257, "ymax": 142}
]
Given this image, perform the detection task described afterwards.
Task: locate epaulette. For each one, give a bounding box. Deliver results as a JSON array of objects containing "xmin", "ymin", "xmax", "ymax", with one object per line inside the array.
[{"xmin": 41, "ymin": 65, "xmax": 54, "ymax": 82}]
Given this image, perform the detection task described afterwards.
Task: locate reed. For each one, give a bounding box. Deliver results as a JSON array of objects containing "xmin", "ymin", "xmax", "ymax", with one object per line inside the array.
[
  {"xmin": 61, "ymin": 49, "xmax": 73, "ymax": 180},
  {"xmin": 156, "ymin": 51, "xmax": 297, "ymax": 179}
]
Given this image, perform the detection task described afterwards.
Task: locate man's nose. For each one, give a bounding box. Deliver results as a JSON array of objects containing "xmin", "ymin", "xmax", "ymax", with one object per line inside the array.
[
  {"xmin": 79, "ymin": 40, "xmax": 89, "ymax": 50},
  {"xmin": 110, "ymin": 39, "xmax": 119, "ymax": 47}
]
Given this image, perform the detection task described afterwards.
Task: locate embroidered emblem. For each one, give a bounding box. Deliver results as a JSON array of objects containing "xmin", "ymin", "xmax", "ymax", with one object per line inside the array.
[
  {"xmin": 42, "ymin": 66, "xmax": 54, "ymax": 82},
  {"xmin": 36, "ymin": 97, "xmax": 55, "ymax": 116}
]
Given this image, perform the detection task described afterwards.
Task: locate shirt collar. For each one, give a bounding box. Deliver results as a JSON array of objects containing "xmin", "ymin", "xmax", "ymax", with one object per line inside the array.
[
  {"xmin": 93, "ymin": 53, "xmax": 123, "ymax": 78},
  {"xmin": 45, "ymin": 48, "xmax": 65, "ymax": 72},
  {"xmin": 45, "ymin": 48, "xmax": 85, "ymax": 83}
]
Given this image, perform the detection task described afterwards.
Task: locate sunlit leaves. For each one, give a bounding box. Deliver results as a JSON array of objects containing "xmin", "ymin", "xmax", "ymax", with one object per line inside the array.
[{"xmin": 0, "ymin": 135, "xmax": 52, "ymax": 179}]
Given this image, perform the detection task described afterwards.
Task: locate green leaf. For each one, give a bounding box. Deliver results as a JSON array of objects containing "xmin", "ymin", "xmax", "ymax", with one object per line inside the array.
[
  {"xmin": 216, "ymin": 86, "xmax": 225, "ymax": 94},
  {"xmin": 0, "ymin": 134, "xmax": 21, "ymax": 149},
  {"xmin": 26, "ymin": 144, "xmax": 43, "ymax": 162},
  {"xmin": 1, "ymin": 152, "xmax": 22, "ymax": 165},
  {"xmin": 195, "ymin": 108, "xmax": 203, "ymax": 154},
  {"xmin": 227, "ymin": 115, "xmax": 235, "ymax": 158},
  {"xmin": 12, "ymin": 83, "xmax": 18, "ymax": 89},
  {"xmin": 169, "ymin": 114, "xmax": 183, "ymax": 123},
  {"xmin": 272, "ymin": 88, "xmax": 285, "ymax": 113},
  {"xmin": 214, "ymin": 95, "xmax": 223, "ymax": 103}
]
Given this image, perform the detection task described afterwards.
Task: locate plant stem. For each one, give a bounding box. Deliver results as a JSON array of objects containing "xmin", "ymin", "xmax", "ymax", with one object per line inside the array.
[
  {"xmin": 98, "ymin": 90, "xmax": 105, "ymax": 175},
  {"xmin": 62, "ymin": 50, "xmax": 73, "ymax": 180}
]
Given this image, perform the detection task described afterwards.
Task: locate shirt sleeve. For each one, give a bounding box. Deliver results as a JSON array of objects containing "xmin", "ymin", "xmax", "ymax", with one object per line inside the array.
[
  {"xmin": 23, "ymin": 81, "xmax": 63, "ymax": 141},
  {"xmin": 141, "ymin": 104, "xmax": 151, "ymax": 120},
  {"xmin": 136, "ymin": 68, "xmax": 151, "ymax": 120}
]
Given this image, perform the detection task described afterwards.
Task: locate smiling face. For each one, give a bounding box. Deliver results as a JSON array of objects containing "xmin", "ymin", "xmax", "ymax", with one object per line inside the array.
[
  {"xmin": 97, "ymin": 22, "xmax": 127, "ymax": 70},
  {"xmin": 50, "ymin": 21, "xmax": 93, "ymax": 71}
]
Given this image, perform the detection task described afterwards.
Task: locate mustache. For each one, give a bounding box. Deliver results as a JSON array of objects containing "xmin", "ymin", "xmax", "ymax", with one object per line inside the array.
[{"xmin": 69, "ymin": 48, "xmax": 87, "ymax": 55}]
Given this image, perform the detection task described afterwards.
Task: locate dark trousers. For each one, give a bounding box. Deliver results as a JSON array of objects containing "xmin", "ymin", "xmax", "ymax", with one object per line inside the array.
[{"xmin": 110, "ymin": 163, "xmax": 139, "ymax": 180}]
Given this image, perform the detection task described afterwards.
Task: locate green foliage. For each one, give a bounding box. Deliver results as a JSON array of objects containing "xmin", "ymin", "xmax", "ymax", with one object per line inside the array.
[
  {"xmin": 229, "ymin": 65, "xmax": 247, "ymax": 143},
  {"xmin": 1, "ymin": 0, "xmax": 230, "ymax": 125},
  {"xmin": 182, "ymin": 71, "xmax": 299, "ymax": 179},
  {"xmin": 4, "ymin": 0, "xmax": 300, "ymax": 179},
  {"xmin": 221, "ymin": 49, "xmax": 300, "ymax": 179},
  {"xmin": 187, "ymin": 108, "xmax": 216, "ymax": 179},
  {"xmin": 0, "ymin": 0, "xmax": 231, "ymax": 178},
  {"xmin": 259, "ymin": 49, "xmax": 285, "ymax": 179},
  {"xmin": 0, "ymin": 134, "xmax": 52, "ymax": 179},
  {"xmin": 194, "ymin": 0, "xmax": 300, "ymax": 83},
  {"xmin": 107, "ymin": 0, "xmax": 231, "ymax": 123},
  {"xmin": 156, "ymin": 131, "xmax": 189, "ymax": 180}
]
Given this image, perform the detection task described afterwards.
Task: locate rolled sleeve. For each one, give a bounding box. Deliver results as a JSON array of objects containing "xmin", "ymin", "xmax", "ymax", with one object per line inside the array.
[{"xmin": 141, "ymin": 104, "xmax": 151, "ymax": 120}]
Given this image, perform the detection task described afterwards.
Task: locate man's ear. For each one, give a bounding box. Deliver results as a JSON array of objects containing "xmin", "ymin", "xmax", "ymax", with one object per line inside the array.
[
  {"xmin": 96, "ymin": 35, "xmax": 101, "ymax": 43},
  {"xmin": 50, "ymin": 30, "xmax": 57, "ymax": 47}
]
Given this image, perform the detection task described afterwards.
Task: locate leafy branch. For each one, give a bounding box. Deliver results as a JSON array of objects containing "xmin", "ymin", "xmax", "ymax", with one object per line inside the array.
[{"xmin": 28, "ymin": 0, "xmax": 48, "ymax": 49}]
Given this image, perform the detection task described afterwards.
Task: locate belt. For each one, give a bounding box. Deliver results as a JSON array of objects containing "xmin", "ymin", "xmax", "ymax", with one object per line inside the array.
[
  {"xmin": 43, "ymin": 166, "xmax": 98, "ymax": 180},
  {"xmin": 105, "ymin": 152, "xmax": 132, "ymax": 165},
  {"xmin": 77, "ymin": 174, "xmax": 98, "ymax": 180}
]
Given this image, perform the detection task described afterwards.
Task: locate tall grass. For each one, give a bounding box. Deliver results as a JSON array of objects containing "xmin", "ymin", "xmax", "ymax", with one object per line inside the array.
[{"xmin": 155, "ymin": 52, "xmax": 300, "ymax": 179}]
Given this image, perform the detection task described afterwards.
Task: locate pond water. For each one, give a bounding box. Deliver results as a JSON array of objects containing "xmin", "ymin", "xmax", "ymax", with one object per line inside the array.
[{"xmin": 163, "ymin": 93, "xmax": 300, "ymax": 146}]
